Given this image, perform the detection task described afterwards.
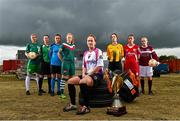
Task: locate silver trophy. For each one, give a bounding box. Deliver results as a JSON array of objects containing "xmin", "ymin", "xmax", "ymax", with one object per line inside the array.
[{"xmin": 106, "ymin": 69, "xmax": 127, "ymax": 116}]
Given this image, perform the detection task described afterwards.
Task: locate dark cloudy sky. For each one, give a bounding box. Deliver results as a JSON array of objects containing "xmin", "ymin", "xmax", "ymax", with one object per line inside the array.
[{"xmin": 0, "ymin": 0, "xmax": 180, "ymax": 50}]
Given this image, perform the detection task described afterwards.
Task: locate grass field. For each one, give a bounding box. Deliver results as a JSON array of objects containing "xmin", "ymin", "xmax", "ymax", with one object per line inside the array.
[{"xmin": 0, "ymin": 74, "xmax": 180, "ymax": 120}]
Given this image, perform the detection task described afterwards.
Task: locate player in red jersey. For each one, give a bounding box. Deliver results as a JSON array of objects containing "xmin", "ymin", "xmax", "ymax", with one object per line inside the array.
[
  {"xmin": 139, "ymin": 37, "xmax": 159, "ymax": 95},
  {"xmin": 124, "ymin": 34, "xmax": 140, "ymax": 88}
]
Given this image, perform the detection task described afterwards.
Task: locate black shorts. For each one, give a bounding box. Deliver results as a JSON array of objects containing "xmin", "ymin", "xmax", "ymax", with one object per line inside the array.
[
  {"xmin": 50, "ymin": 65, "xmax": 61, "ymax": 74},
  {"xmin": 108, "ymin": 61, "xmax": 122, "ymax": 72},
  {"xmin": 40, "ymin": 62, "xmax": 51, "ymax": 75},
  {"xmin": 78, "ymin": 73, "xmax": 103, "ymax": 87}
]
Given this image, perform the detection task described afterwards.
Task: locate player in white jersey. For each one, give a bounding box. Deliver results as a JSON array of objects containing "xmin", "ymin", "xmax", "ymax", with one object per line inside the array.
[{"xmin": 63, "ymin": 34, "xmax": 104, "ymax": 115}]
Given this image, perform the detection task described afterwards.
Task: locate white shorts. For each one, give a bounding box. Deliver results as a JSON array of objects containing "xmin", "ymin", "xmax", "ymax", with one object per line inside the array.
[{"xmin": 140, "ymin": 65, "xmax": 153, "ymax": 77}]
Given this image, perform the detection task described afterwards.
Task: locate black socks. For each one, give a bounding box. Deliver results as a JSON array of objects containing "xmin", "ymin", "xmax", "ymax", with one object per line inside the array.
[
  {"xmin": 148, "ymin": 80, "xmax": 152, "ymax": 93},
  {"xmin": 68, "ymin": 84, "xmax": 76, "ymax": 105},
  {"xmin": 39, "ymin": 78, "xmax": 43, "ymax": 91},
  {"xmin": 80, "ymin": 84, "xmax": 89, "ymax": 107},
  {"xmin": 140, "ymin": 79, "xmax": 144, "ymax": 93},
  {"xmin": 48, "ymin": 77, "xmax": 51, "ymax": 93}
]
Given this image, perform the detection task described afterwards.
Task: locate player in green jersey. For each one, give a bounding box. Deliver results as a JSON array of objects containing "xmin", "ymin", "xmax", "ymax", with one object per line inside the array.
[
  {"xmin": 58, "ymin": 33, "xmax": 75, "ymax": 99},
  {"xmin": 25, "ymin": 34, "xmax": 41, "ymax": 95},
  {"xmin": 38, "ymin": 35, "xmax": 51, "ymax": 96}
]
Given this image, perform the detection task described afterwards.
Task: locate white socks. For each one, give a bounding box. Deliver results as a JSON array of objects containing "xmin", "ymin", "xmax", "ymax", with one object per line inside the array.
[
  {"xmin": 25, "ymin": 75, "xmax": 31, "ymax": 91},
  {"xmin": 25, "ymin": 74, "xmax": 39, "ymax": 91}
]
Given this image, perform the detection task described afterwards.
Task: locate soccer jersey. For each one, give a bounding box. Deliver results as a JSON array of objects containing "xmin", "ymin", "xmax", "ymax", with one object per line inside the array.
[
  {"xmin": 139, "ymin": 45, "xmax": 159, "ymax": 66},
  {"xmin": 25, "ymin": 42, "xmax": 41, "ymax": 65},
  {"xmin": 59, "ymin": 42, "xmax": 75, "ymax": 62},
  {"xmin": 49, "ymin": 43, "xmax": 62, "ymax": 66},
  {"xmin": 82, "ymin": 48, "xmax": 104, "ymax": 74},
  {"xmin": 124, "ymin": 44, "xmax": 140, "ymax": 76},
  {"xmin": 107, "ymin": 43, "xmax": 124, "ymax": 62},
  {"xmin": 41, "ymin": 45, "xmax": 50, "ymax": 63}
]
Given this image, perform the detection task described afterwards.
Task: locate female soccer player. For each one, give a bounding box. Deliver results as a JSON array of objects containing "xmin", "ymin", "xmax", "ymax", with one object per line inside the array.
[
  {"xmin": 107, "ymin": 33, "xmax": 124, "ymax": 72},
  {"xmin": 49, "ymin": 34, "xmax": 62, "ymax": 96},
  {"xmin": 139, "ymin": 36, "xmax": 159, "ymax": 95},
  {"xmin": 63, "ymin": 34, "xmax": 104, "ymax": 115},
  {"xmin": 124, "ymin": 34, "xmax": 140, "ymax": 88},
  {"xmin": 38, "ymin": 35, "xmax": 51, "ymax": 96},
  {"xmin": 25, "ymin": 34, "xmax": 41, "ymax": 95},
  {"xmin": 58, "ymin": 33, "xmax": 75, "ymax": 99}
]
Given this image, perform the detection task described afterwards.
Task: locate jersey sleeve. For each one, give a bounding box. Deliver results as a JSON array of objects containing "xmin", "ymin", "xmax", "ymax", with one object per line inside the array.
[
  {"xmin": 49, "ymin": 44, "xmax": 53, "ymax": 59},
  {"xmin": 119, "ymin": 44, "xmax": 124, "ymax": 58},
  {"xmin": 106, "ymin": 44, "xmax": 110, "ymax": 59},
  {"xmin": 97, "ymin": 49, "xmax": 104, "ymax": 67},
  {"xmin": 151, "ymin": 47, "xmax": 159, "ymax": 61},
  {"xmin": 25, "ymin": 43, "xmax": 30, "ymax": 53},
  {"xmin": 82, "ymin": 51, "xmax": 86, "ymax": 68},
  {"xmin": 137, "ymin": 45, "xmax": 141, "ymax": 59},
  {"xmin": 58, "ymin": 44, "xmax": 64, "ymax": 54}
]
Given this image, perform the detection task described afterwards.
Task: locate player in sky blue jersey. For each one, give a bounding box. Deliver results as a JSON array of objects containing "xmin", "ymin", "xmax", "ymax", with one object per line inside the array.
[{"xmin": 49, "ymin": 34, "xmax": 62, "ymax": 96}]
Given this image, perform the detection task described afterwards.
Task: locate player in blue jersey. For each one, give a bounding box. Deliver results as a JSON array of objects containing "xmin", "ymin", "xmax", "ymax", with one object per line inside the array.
[{"xmin": 49, "ymin": 34, "xmax": 62, "ymax": 96}]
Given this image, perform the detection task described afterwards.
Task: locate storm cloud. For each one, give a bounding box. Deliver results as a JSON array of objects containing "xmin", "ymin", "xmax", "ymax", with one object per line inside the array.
[{"xmin": 0, "ymin": 0, "xmax": 180, "ymax": 50}]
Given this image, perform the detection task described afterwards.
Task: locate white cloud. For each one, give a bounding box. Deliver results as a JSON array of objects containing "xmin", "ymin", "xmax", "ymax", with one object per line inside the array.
[{"xmin": 155, "ymin": 47, "xmax": 180, "ymax": 58}]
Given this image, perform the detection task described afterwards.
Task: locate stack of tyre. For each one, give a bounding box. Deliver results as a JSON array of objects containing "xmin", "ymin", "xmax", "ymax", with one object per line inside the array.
[{"xmin": 79, "ymin": 80, "xmax": 113, "ymax": 107}]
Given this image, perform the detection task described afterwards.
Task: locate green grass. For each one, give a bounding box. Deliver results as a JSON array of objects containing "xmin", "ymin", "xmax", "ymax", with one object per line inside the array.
[{"xmin": 0, "ymin": 74, "xmax": 180, "ymax": 120}]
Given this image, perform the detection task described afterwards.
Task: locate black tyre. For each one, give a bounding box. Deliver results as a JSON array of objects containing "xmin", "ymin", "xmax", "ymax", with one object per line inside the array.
[{"xmin": 79, "ymin": 79, "xmax": 113, "ymax": 108}]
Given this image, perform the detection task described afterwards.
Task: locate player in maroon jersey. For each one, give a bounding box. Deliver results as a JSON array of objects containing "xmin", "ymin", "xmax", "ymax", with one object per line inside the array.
[{"xmin": 139, "ymin": 37, "xmax": 159, "ymax": 95}]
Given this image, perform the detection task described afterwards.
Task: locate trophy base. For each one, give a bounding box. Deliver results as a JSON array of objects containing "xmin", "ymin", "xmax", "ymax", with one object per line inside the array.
[{"xmin": 106, "ymin": 106, "xmax": 127, "ymax": 116}]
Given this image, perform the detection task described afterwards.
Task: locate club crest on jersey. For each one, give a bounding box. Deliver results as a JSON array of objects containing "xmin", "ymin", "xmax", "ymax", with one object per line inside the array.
[
  {"xmin": 99, "ymin": 55, "xmax": 103, "ymax": 59},
  {"xmin": 88, "ymin": 54, "xmax": 91, "ymax": 59}
]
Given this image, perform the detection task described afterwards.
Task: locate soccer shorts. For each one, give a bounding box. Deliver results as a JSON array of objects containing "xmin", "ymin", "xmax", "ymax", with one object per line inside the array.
[
  {"xmin": 61, "ymin": 61, "xmax": 75, "ymax": 76},
  {"xmin": 124, "ymin": 61, "xmax": 139, "ymax": 76},
  {"xmin": 50, "ymin": 65, "xmax": 61, "ymax": 74},
  {"xmin": 108, "ymin": 61, "xmax": 122, "ymax": 72},
  {"xmin": 40, "ymin": 62, "xmax": 51, "ymax": 75},
  {"xmin": 140, "ymin": 65, "xmax": 153, "ymax": 77},
  {"xmin": 78, "ymin": 73, "xmax": 103, "ymax": 87},
  {"xmin": 27, "ymin": 64, "xmax": 40, "ymax": 74}
]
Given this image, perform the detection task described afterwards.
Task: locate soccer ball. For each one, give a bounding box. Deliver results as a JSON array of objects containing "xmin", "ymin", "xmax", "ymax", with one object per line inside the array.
[
  {"xmin": 148, "ymin": 59, "xmax": 158, "ymax": 67},
  {"xmin": 28, "ymin": 52, "xmax": 37, "ymax": 60}
]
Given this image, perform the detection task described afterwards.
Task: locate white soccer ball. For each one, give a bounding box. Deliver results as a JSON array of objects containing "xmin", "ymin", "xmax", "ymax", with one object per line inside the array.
[
  {"xmin": 28, "ymin": 52, "xmax": 37, "ymax": 60},
  {"xmin": 148, "ymin": 59, "xmax": 158, "ymax": 67}
]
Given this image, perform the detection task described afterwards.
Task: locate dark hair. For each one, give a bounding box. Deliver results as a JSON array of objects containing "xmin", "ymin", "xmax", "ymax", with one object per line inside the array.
[
  {"xmin": 43, "ymin": 35, "xmax": 49, "ymax": 38},
  {"xmin": 55, "ymin": 34, "xmax": 61, "ymax": 37},
  {"xmin": 128, "ymin": 33, "xmax": 135, "ymax": 39},
  {"xmin": 128, "ymin": 33, "xmax": 135, "ymax": 37},
  {"xmin": 111, "ymin": 33, "xmax": 118, "ymax": 39},
  {"xmin": 87, "ymin": 34, "xmax": 96, "ymax": 42}
]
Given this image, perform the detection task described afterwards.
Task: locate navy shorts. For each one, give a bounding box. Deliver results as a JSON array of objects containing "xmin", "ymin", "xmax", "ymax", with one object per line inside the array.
[{"xmin": 50, "ymin": 65, "xmax": 61, "ymax": 74}]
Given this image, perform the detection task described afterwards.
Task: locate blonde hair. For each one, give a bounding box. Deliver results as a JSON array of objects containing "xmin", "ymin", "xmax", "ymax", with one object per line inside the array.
[{"xmin": 66, "ymin": 33, "xmax": 74, "ymax": 44}]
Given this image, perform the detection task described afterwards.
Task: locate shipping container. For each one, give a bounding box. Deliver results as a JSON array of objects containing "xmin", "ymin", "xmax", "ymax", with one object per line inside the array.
[
  {"xmin": 3, "ymin": 60, "xmax": 11, "ymax": 72},
  {"xmin": 3, "ymin": 59, "xmax": 26, "ymax": 72},
  {"xmin": 160, "ymin": 59, "xmax": 180, "ymax": 73}
]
